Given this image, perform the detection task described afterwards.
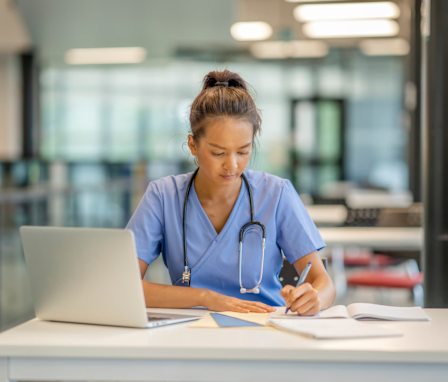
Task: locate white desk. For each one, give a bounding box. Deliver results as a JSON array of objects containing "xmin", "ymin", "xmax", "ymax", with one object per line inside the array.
[
  {"xmin": 1, "ymin": 308, "xmax": 447, "ymax": 382},
  {"xmin": 319, "ymin": 227, "xmax": 423, "ymax": 251}
]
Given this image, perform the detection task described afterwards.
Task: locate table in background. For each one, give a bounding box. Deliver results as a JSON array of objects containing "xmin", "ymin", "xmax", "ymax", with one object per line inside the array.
[
  {"xmin": 319, "ymin": 227, "xmax": 422, "ymax": 250},
  {"xmin": 0, "ymin": 308, "xmax": 447, "ymax": 382},
  {"xmin": 319, "ymin": 227, "xmax": 423, "ymax": 298},
  {"xmin": 306, "ymin": 204, "xmax": 347, "ymax": 226}
]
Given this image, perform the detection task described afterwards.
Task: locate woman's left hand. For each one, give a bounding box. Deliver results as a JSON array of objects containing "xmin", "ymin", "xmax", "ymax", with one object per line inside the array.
[{"xmin": 281, "ymin": 283, "xmax": 321, "ymax": 316}]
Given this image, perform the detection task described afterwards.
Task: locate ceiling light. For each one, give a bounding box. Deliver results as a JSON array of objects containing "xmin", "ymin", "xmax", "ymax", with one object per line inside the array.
[
  {"xmin": 285, "ymin": 0, "xmax": 341, "ymax": 3},
  {"xmin": 230, "ymin": 22, "xmax": 273, "ymax": 41},
  {"xmin": 250, "ymin": 40, "xmax": 328, "ymax": 59},
  {"xmin": 65, "ymin": 47, "xmax": 146, "ymax": 65},
  {"xmin": 286, "ymin": 0, "xmax": 343, "ymax": 2},
  {"xmin": 360, "ymin": 38, "xmax": 410, "ymax": 56},
  {"xmin": 303, "ymin": 19, "xmax": 399, "ymax": 38},
  {"xmin": 294, "ymin": 2, "xmax": 400, "ymax": 22}
]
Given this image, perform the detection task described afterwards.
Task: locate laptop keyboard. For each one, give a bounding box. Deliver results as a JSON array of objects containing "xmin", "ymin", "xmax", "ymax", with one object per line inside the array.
[{"xmin": 147, "ymin": 313, "xmax": 172, "ymax": 321}]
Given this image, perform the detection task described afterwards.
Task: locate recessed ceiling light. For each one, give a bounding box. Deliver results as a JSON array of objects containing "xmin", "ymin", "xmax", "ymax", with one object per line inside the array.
[
  {"xmin": 65, "ymin": 47, "xmax": 146, "ymax": 65},
  {"xmin": 360, "ymin": 38, "xmax": 410, "ymax": 56},
  {"xmin": 286, "ymin": 0, "xmax": 344, "ymax": 2},
  {"xmin": 294, "ymin": 2, "xmax": 400, "ymax": 22},
  {"xmin": 230, "ymin": 22, "xmax": 273, "ymax": 41},
  {"xmin": 303, "ymin": 19, "xmax": 399, "ymax": 38}
]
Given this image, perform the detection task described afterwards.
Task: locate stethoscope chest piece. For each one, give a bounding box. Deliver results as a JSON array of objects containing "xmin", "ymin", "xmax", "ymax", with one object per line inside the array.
[{"xmin": 240, "ymin": 287, "xmax": 260, "ymax": 294}]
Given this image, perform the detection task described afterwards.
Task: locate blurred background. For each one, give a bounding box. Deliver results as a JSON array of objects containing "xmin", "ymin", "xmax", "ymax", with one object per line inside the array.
[{"xmin": 1, "ymin": 0, "xmax": 447, "ymax": 331}]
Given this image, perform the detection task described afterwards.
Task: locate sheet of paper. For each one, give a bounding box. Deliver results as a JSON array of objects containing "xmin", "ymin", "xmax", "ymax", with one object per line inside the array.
[
  {"xmin": 270, "ymin": 305, "xmax": 349, "ymax": 319},
  {"xmin": 210, "ymin": 313, "xmax": 262, "ymax": 327},
  {"xmin": 269, "ymin": 318, "xmax": 403, "ymax": 339},
  {"xmin": 189, "ymin": 311, "xmax": 270, "ymax": 328},
  {"xmin": 222, "ymin": 312, "xmax": 270, "ymax": 325},
  {"xmin": 189, "ymin": 314, "xmax": 218, "ymax": 328}
]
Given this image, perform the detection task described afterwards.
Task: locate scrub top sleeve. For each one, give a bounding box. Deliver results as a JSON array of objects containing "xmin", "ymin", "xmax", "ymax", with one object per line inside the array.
[
  {"xmin": 126, "ymin": 182, "xmax": 164, "ymax": 265},
  {"xmin": 276, "ymin": 180, "xmax": 325, "ymax": 264}
]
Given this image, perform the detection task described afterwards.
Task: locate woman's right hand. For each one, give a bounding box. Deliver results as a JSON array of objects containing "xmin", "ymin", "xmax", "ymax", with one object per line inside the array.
[{"xmin": 202, "ymin": 290, "xmax": 275, "ymax": 313}]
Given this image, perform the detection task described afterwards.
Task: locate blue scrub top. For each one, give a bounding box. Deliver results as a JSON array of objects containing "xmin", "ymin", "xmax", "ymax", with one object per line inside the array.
[{"xmin": 126, "ymin": 170, "xmax": 325, "ymax": 306}]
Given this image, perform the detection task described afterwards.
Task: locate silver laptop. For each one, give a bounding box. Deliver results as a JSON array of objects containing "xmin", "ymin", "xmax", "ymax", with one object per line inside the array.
[{"xmin": 20, "ymin": 226, "xmax": 200, "ymax": 328}]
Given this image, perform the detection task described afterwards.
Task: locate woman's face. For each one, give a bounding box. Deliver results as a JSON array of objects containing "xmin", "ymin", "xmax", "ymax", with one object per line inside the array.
[{"xmin": 188, "ymin": 117, "xmax": 254, "ymax": 186}]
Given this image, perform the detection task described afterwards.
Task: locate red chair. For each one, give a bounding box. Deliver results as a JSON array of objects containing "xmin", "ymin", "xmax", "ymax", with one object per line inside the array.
[
  {"xmin": 346, "ymin": 262, "xmax": 424, "ymax": 306},
  {"xmin": 343, "ymin": 251, "xmax": 400, "ymax": 267}
]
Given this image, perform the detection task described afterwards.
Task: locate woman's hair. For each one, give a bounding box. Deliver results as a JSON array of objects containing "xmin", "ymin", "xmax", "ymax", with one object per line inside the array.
[{"xmin": 189, "ymin": 70, "xmax": 262, "ymax": 140}]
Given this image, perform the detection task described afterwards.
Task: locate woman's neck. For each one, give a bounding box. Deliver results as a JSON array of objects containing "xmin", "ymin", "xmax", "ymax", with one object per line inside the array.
[{"xmin": 194, "ymin": 170, "xmax": 242, "ymax": 202}]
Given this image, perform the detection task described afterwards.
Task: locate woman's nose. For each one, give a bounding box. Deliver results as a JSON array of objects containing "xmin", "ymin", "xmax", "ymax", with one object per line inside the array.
[{"xmin": 224, "ymin": 153, "xmax": 238, "ymax": 170}]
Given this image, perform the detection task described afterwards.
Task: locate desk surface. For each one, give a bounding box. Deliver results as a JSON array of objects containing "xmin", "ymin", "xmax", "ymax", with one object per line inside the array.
[
  {"xmin": 0, "ymin": 308, "xmax": 445, "ymax": 362},
  {"xmin": 0, "ymin": 309, "xmax": 447, "ymax": 382}
]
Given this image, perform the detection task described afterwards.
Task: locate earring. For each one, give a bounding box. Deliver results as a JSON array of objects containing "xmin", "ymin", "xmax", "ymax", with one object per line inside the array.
[{"xmin": 193, "ymin": 157, "xmax": 199, "ymax": 168}]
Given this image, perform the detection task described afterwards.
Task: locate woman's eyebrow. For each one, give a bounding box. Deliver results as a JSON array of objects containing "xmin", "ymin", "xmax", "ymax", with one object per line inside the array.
[{"xmin": 207, "ymin": 142, "xmax": 252, "ymax": 149}]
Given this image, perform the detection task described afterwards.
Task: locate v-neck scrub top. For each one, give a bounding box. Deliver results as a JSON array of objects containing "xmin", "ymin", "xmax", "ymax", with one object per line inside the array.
[{"xmin": 126, "ymin": 170, "xmax": 325, "ymax": 306}]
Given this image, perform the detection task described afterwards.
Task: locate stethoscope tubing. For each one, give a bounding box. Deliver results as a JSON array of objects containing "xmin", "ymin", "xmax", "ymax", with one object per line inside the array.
[{"xmin": 182, "ymin": 168, "xmax": 266, "ymax": 292}]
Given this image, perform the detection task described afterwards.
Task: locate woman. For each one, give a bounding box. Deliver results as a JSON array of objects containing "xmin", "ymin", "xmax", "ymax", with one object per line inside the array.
[{"xmin": 127, "ymin": 70, "xmax": 335, "ymax": 315}]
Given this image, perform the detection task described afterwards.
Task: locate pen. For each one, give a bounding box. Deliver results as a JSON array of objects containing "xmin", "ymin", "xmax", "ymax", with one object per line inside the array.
[{"xmin": 285, "ymin": 261, "xmax": 312, "ymax": 314}]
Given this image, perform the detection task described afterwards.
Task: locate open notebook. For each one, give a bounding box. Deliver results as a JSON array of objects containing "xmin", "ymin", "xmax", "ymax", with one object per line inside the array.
[{"xmin": 275, "ymin": 303, "xmax": 430, "ymax": 321}]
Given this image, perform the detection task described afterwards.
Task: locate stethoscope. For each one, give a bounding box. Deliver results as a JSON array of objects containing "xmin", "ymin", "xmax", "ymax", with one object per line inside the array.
[{"xmin": 181, "ymin": 168, "xmax": 266, "ymax": 294}]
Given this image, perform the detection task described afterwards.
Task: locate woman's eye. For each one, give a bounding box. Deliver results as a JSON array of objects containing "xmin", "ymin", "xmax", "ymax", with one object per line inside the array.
[
  {"xmin": 212, "ymin": 152, "xmax": 225, "ymax": 157},
  {"xmin": 238, "ymin": 152, "xmax": 249, "ymax": 156}
]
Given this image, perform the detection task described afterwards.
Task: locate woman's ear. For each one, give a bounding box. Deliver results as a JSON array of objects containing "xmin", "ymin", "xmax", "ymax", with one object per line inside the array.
[{"xmin": 187, "ymin": 135, "xmax": 197, "ymax": 156}]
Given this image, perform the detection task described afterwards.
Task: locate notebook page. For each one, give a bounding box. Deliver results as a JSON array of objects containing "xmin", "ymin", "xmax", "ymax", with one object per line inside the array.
[
  {"xmin": 271, "ymin": 305, "xmax": 349, "ymax": 319},
  {"xmin": 347, "ymin": 303, "xmax": 430, "ymax": 321}
]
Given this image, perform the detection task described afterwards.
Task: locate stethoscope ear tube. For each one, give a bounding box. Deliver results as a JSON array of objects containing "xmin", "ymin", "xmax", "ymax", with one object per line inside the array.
[
  {"xmin": 239, "ymin": 221, "xmax": 266, "ymax": 242},
  {"xmin": 181, "ymin": 168, "xmax": 199, "ymax": 286},
  {"xmin": 239, "ymin": 227, "xmax": 266, "ymax": 295}
]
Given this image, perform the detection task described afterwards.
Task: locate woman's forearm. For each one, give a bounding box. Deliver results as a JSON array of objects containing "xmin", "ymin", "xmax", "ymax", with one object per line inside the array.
[
  {"xmin": 141, "ymin": 280, "xmax": 274, "ymax": 313},
  {"xmin": 312, "ymin": 274, "xmax": 336, "ymax": 310},
  {"xmin": 142, "ymin": 280, "xmax": 210, "ymax": 308}
]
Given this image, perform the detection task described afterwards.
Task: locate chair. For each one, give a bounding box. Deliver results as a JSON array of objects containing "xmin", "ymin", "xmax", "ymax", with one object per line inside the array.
[
  {"xmin": 341, "ymin": 203, "xmax": 423, "ymax": 306},
  {"xmin": 343, "ymin": 250, "xmax": 401, "ymax": 267},
  {"xmin": 346, "ymin": 259, "xmax": 424, "ymax": 306},
  {"xmin": 279, "ymin": 257, "xmax": 328, "ymax": 286}
]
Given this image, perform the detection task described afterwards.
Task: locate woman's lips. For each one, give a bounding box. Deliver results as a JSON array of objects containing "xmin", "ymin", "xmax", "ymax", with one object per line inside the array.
[{"xmin": 221, "ymin": 174, "xmax": 237, "ymax": 180}]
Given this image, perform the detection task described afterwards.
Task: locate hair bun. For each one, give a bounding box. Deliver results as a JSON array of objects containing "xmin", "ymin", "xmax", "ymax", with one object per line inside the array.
[
  {"xmin": 190, "ymin": 69, "xmax": 262, "ymax": 140},
  {"xmin": 214, "ymin": 81, "xmax": 229, "ymax": 87},
  {"xmin": 202, "ymin": 70, "xmax": 247, "ymax": 91}
]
